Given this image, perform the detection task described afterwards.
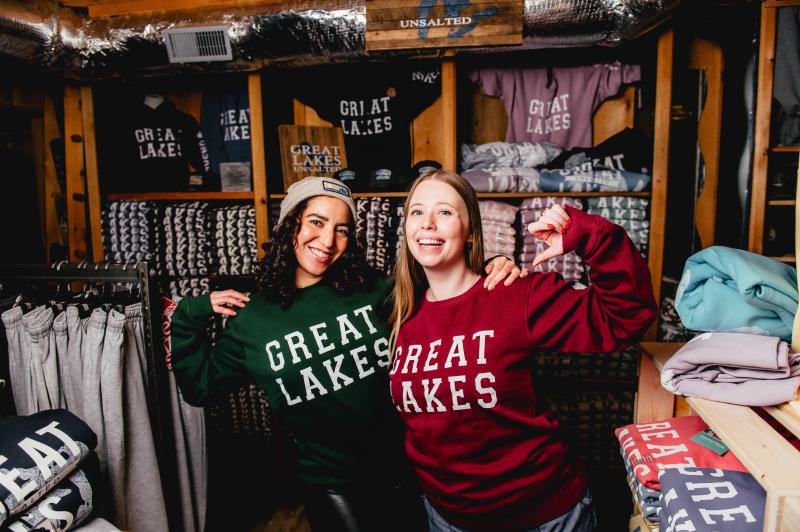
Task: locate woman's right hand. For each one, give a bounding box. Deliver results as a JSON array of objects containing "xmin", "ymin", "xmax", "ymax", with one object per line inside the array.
[{"xmin": 209, "ymin": 290, "xmax": 250, "ymax": 317}]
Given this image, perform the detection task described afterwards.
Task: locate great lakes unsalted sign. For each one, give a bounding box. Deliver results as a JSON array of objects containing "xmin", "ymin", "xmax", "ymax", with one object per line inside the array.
[
  {"xmin": 278, "ymin": 125, "xmax": 348, "ymax": 189},
  {"xmin": 366, "ymin": 0, "xmax": 523, "ymax": 51}
]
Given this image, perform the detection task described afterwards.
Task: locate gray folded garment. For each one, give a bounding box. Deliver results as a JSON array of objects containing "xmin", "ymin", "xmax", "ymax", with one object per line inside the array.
[
  {"xmin": 586, "ymin": 196, "xmax": 649, "ymax": 210},
  {"xmin": 482, "ymin": 220, "xmax": 517, "ymax": 237},
  {"xmin": 661, "ymin": 331, "xmax": 800, "ymax": 406},
  {"xmin": 519, "ymin": 196, "xmax": 583, "ymax": 211},
  {"xmin": 460, "ymin": 141, "xmax": 562, "ymax": 170}
]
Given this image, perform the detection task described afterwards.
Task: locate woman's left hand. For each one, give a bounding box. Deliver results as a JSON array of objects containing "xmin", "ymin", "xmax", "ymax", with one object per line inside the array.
[{"xmin": 484, "ymin": 255, "xmax": 528, "ymax": 290}]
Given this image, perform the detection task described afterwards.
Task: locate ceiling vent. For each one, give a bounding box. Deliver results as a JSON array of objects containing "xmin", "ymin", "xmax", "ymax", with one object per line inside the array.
[{"xmin": 163, "ymin": 26, "xmax": 232, "ymax": 63}]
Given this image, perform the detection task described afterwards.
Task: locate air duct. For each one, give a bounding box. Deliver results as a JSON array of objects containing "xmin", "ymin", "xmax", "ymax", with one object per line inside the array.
[{"xmin": 0, "ymin": 0, "xmax": 686, "ymax": 79}]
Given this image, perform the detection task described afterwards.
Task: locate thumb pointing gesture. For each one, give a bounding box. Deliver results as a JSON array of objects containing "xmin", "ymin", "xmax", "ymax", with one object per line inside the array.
[{"xmin": 527, "ymin": 205, "xmax": 571, "ymax": 269}]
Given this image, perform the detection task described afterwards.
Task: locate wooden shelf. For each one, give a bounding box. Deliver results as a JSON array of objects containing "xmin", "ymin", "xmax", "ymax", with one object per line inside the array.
[
  {"xmin": 641, "ymin": 342, "xmax": 800, "ymax": 530},
  {"xmin": 768, "ymin": 199, "xmax": 797, "ymax": 206},
  {"xmin": 105, "ymin": 192, "xmax": 255, "ymax": 201},
  {"xmin": 771, "ymin": 146, "xmax": 800, "ymax": 153},
  {"xmin": 268, "ymin": 191, "xmax": 652, "ymax": 200},
  {"xmin": 769, "ymin": 255, "xmax": 797, "ymax": 264}
]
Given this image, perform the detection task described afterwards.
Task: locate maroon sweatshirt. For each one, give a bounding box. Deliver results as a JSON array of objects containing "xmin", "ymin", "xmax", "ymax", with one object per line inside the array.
[{"xmin": 389, "ymin": 206, "xmax": 656, "ymax": 530}]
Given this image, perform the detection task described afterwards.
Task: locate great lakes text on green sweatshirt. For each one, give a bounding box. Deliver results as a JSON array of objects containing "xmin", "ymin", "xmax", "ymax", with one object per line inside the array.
[{"xmin": 170, "ymin": 276, "xmax": 409, "ymax": 487}]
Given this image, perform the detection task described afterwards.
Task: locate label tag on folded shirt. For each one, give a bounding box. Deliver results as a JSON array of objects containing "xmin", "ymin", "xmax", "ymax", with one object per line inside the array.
[{"xmin": 691, "ymin": 429, "xmax": 729, "ymax": 455}]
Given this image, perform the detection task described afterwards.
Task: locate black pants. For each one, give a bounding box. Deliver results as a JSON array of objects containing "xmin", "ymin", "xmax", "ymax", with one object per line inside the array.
[{"xmin": 303, "ymin": 480, "xmax": 428, "ymax": 532}]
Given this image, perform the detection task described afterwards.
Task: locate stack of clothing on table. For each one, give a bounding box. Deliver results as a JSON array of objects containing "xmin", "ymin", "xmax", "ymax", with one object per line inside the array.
[
  {"xmin": 209, "ymin": 205, "xmax": 258, "ymax": 276},
  {"xmin": 460, "ymin": 141, "xmax": 562, "ymax": 192},
  {"xmin": 102, "ymin": 200, "xmax": 158, "ymax": 267},
  {"xmin": 0, "ymin": 409, "xmax": 109, "ymax": 531},
  {"xmin": 517, "ymin": 196, "xmax": 585, "ymax": 281},
  {"xmin": 615, "ymin": 415, "xmax": 763, "ymax": 528},
  {"xmin": 585, "ymin": 196, "xmax": 649, "ymax": 257},
  {"xmin": 478, "ymin": 201, "xmax": 517, "ymax": 261},
  {"xmin": 355, "ymin": 197, "xmax": 404, "ymax": 276},
  {"xmin": 665, "ymin": 246, "xmax": 800, "ymax": 406}
]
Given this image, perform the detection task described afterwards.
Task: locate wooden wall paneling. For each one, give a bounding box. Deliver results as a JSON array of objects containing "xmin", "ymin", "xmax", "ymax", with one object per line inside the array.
[
  {"xmin": 43, "ymin": 92, "xmax": 66, "ymax": 261},
  {"xmin": 412, "ymin": 57, "xmax": 456, "ymax": 169},
  {"xmin": 645, "ymin": 29, "xmax": 675, "ymax": 340},
  {"xmin": 64, "ymin": 85, "xmax": 88, "ymax": 262},
  {"xmin": 634, "ymin": 345, "xmax": 677, "ymax": 423},
  {"xmin": 470, "ymin": 88, "xmax": 507, "ymax": 145},
  {"xmin": 689, "ymin": 37, "xmax": 724, "ymax": 250},
  {"xmin": 293, "ymin": 99, "xmax": 332, "ymax": 127},
  {"xmin": 249, "ymin": 72, "xmax": 270, "ymax": 253},
  {"xmin": 80, "ymin": 85, "xmax": 104, "ymax": 262},
  {"xmin": 593, "ymin": 86, "xmax": 636, "ymax": 146},
  {"xmin": 169, "ymin": 90, "xmax": 202, "ymax": 122},
  {"xmin": 749, "ymin": 2, "xmax": 777, "ymax": 253}
]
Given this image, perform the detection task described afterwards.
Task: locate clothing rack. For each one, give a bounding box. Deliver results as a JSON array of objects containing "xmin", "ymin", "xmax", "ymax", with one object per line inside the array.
[{"xmin": 0, "ymin": 261, "xmax": 180, "ymax": 531}]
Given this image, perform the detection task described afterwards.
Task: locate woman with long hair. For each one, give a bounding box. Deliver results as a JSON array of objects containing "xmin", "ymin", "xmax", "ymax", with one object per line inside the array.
[
  {"xmin": 389, "ymin": 169, "xmax": 657, "ymax": 532},
  {"xmin": 169, "ymin": 176, "xmax": 523, "ymax": 531}
]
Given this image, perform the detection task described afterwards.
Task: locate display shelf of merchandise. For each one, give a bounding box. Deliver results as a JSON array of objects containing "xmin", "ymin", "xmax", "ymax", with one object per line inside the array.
[
  {"xmin": 268, "ymin": 191, "xmax": 652, "ymax": 200},
  {"xmin": 640, "ymin": 342, "xmax": 800, "ymax": 531},
  {"xmin": 105, "ymin": 192, "xmax": 255, "ymax": 200},
  {"xmin": 768, "ymin": 199, "xmax": 797, "ymax": 206}
]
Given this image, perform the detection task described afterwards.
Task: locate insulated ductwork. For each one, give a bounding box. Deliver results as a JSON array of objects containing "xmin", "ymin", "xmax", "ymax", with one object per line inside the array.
[{"xmin": 0, "ymin": 0, "xmax": 685, "ymax": 78}]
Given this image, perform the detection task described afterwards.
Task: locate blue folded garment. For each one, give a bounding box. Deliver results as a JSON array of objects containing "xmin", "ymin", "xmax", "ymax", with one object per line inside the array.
[{"xmin": 676, "ymin": 246, "xmax": 798, "ymax": 342}]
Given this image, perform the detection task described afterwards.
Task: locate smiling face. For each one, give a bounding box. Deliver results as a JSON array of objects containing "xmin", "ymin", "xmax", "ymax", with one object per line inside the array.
[
  {"xmin": 293, "ymin": 196, "xmax": 352, "ymax": 288},
  {"xmin": 405, "ymin": 179, "xmax": 472, "ymax": 274}
]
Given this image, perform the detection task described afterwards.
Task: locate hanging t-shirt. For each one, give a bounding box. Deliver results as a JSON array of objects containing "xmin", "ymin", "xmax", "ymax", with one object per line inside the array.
[
  {"xmin": 294, "ymin": 62, "xmax": 442, "ymax": 189},
  {"xmin": 470, "ymin": 62, "xmax": 641, "ymax": 149},
  {"xmin": 112, "ymin": 97, "xmax": 214, "ymax": 192},
  {"xmin": 200, "ymin": 83, "xmax": 252, "ymax": 183}
]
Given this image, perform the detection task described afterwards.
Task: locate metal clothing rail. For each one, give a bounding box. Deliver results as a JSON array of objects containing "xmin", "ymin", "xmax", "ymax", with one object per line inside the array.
[{"xmin": 0, "ymin": 261, "xmax": 180, "ymax": 531}]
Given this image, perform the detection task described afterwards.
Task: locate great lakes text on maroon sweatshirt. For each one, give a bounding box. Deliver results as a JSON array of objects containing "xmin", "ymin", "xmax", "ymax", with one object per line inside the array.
[{"xmin": 389, "ymin": 206, "xmax": 656, "ymax": 530}]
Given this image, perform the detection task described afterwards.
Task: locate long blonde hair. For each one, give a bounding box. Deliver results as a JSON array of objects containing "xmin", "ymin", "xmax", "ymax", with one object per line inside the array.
[{"xmin": 389, "ymin": 169, "xmax": 485, "ymax": 352}]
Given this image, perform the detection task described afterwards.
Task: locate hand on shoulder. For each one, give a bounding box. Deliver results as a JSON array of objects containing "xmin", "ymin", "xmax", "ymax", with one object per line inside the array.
[{"xmin": 209, "ymin": 289, "xmax": 250, "ymax": 317}]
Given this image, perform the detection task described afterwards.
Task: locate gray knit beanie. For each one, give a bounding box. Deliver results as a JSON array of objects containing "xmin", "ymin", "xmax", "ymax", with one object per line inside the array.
[{"xmin": 277, "ymin": 176, "xmax": 357, "ymax": 227}]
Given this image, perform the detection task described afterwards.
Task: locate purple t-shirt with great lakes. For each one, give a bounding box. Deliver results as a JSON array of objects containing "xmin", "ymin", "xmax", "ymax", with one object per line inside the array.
[{"xmin": 470, "ymin": 62, "xmax": 641, "ymax": 149}]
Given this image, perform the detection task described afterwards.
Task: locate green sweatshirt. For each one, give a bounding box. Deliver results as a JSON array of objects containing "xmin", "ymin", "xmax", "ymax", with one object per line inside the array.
[{"xmin": 170, "ymin": 276, "xmax": 409, "ymax": 487}]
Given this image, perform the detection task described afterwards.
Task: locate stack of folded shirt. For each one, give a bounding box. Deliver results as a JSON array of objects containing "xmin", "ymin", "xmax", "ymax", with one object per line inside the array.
[
  {"xmin": 102, "ymin": 200, "xmax": 158, "ymax": 267},
  {"xmin": 622, "ymin": 451, "xmax": 662, "ymax": 520},
  {"xmin": 660, "ymin": 331, "xmax": 800, "ymax": 406},
  {"xmin": 537, "ymin": 168, "xmax": 651, "ymax": 193},
  {"xmin": 658, "ymin": 467, "xmax": 765, "ymax": 531},
  {"xmin": 517, "ymin": 197, "xmax": 584, "ymax": 281},
  {"xmin": 162, "ymin": 202, "xmax": 211, "ymax": 278},
  {"xmin": 478, "ymin": 201, "xmax": 517, "ymax": 260},
  {"xmin": 460, "ymin": 141, "xmax": 562, "ymax": 192},
  {"xmin": 209, "ymin": 205, "xmax": 258, "ymax": 276},
  {"xmin": 356, "ymin": 197, "xmax": 404, "ymax": 276},
  {"xmin": 0, "ymin": 409, "xmax": 104, "ymax": 531},
  {"xmin": 615, "ymin": 415, "xmax": 750, "ymax": 526},
  {"xmin": 586, "ymin": 196, "xmax": 649, "ymax": 256}
]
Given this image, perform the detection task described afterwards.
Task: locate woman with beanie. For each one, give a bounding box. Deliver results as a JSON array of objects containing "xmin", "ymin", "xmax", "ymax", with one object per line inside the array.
[{"xmin": 170, "ymin": 176, "xmax": 524, "ymax": 531}]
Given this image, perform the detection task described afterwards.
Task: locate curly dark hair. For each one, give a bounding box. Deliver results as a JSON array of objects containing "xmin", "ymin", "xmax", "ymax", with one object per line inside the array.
[{"xmin": 254, "ymin": 198, "xmax": 377, "ymax": 309}]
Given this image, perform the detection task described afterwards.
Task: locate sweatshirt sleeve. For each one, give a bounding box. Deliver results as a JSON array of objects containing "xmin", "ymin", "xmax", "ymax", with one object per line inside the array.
[
  {"xmin": 170, "ymin": 293, "xmax": 249, "ymax": 406},
  {"xmin": 526, "ymin": 205, "xmax": 657, "ymax": 352}
]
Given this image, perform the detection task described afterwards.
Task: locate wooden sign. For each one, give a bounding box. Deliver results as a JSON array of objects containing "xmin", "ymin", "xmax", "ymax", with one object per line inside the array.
[
  {"xmin": 366, "ymin": 0, "xmax": 523, "ymax": 51},
  {"xmin": 278, "ymin": 125, "xmax": 348, "ymax": 189}
]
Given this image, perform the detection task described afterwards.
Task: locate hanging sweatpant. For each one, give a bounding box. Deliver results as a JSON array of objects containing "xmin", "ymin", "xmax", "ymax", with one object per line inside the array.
[
  {"xmin": 65, "ymin": 305, "xmax": 86, "ymax": 418},
  {"xmin": 24, "ymin": 306, "xmax": 61, "ymax": 411},
  {"xmin": 81, "ymin": 307, "xmax": 108, "ymax": 470},
  {"xmin": 116, "ymin": 304, "xmax": 170, "ymax": 532},
  {"xmin": 2, "ymin": 306, "xmax": 35, "ymax": 415},
  {"xmin": 53, "ymin": 309, "xmax": 69, "ymax": 409},
  {"xmin": 168, "ymin": 371, "xmax": 207, "ymax": 532}
]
